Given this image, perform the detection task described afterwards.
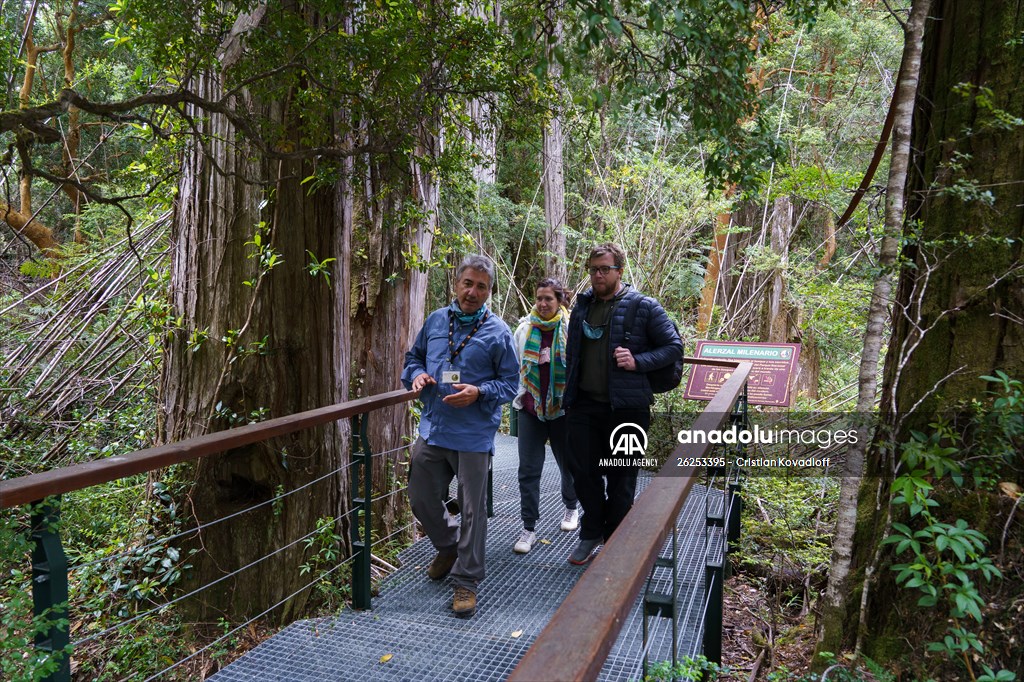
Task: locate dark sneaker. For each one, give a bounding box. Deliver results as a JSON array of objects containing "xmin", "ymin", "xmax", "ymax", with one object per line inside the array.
[
  {"xmin": 452, "ymin": 586, "xmax": 476, "ymax": 618},
  {"xmin": 427, "ymin": 551, "xmax": 457, "ymax": 580},
  {"xmin": 567, "ymin": 538, "xmax": 600, "ymax": 565}
]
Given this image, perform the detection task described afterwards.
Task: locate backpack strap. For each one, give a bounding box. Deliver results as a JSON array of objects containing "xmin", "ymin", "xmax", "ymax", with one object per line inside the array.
[{"xmin": 621, "ymin": 293, "xmax": 643, "ymax": 347}]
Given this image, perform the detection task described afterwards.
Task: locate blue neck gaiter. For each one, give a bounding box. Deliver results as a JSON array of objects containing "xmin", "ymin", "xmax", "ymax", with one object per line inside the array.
[{"xmin": 449, "ymin": 300, "xmax": 488, "ymax": 325}]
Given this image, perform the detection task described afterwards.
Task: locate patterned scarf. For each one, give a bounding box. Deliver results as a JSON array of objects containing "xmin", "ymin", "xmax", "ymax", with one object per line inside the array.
[{"xmin": 521, "ymin": 306, "xmax": 568, "ymax": 420}]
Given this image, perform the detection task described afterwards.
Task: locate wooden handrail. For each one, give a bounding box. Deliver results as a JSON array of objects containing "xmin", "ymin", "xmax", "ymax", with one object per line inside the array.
[
  {"xmin": 681, "ymin": 355, "xmax": 749, "ymax": 368},
  {"xmin": 508, "ymin": 360, "xmax": 752, "ymax": 681},
  {"xmin": 0, "ymin": 389, "xmax": 418, "ymax": 509}
]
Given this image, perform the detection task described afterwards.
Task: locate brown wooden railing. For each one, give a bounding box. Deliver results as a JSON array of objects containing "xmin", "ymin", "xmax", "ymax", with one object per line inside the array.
[
  {"xmin": 0, "ymin": 389, "xmax": 415, "ymax": 509},
  {"xmin": 508, "ymin": 358, "xmax": 752, "ymax": 681}
]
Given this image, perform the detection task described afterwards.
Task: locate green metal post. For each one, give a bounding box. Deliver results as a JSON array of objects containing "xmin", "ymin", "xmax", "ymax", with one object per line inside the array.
[
  {"xmin": 725, "ymin": 383, "xmax": 748, "ymax": 569},
  {"xmin": 349, "ymin": 414, "xmax": 373, "ymax": 610},
  {"xmin": 703, "ymin": 560, "xmax": 724, "ymax": 665},
  {"xmin": 727, "ymin": 481, "xmax": 742, "ymax": 552},
  {"xmin": 31, "ymin": 498, "xmax": 70, "ymax": 682}
]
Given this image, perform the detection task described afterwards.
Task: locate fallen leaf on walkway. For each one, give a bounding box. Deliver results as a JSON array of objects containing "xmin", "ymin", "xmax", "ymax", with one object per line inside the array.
[
  {"xmin": 511, "ymin": 630, "xmax": 523, "ymax": 638},
  {"xmin": 380, "ymin": 654, "xmax": 393, "ymax": 663},
  {"xmin": 539, "ymin": 539, "xmax": 551, "ymax": 545}
]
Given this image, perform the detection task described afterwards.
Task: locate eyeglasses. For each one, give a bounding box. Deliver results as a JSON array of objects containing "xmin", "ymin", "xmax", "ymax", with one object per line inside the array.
[{"xmin": 587, "ymin": 265, "xmax": 621, "ymax": 276}]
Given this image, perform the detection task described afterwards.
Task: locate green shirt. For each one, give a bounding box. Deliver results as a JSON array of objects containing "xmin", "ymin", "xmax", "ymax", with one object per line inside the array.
[{"xmin": 578, "ymin": 292, "xmax": 624, "ymax": 402}]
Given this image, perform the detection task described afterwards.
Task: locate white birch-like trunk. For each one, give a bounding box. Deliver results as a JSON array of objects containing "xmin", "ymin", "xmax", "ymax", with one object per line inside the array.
[
  {"xmin": 541, "ymin": 9, "xmax": 567, "ymax": 284},
  {"xmin": 814, "ymin": 0, "xmax": 932, "ymax": 659},
  {"xmin": 467, "ymin": 0, "xmax": 500, "ymax": 186}
]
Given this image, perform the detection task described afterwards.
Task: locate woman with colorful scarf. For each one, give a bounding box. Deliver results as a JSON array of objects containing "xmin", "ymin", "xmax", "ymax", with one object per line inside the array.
[{"xmin": 511, "ymin": 278, "xmax": 578, "ymax": 554}]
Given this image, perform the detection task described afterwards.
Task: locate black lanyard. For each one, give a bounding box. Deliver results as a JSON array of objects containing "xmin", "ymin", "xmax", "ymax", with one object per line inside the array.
[{"xmin": 448, "ymin": 311, "xmax": 489, "ymax": 363}]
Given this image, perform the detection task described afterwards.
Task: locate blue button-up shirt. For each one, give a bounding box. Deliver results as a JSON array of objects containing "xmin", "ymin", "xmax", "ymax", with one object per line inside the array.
[{"xmin": 402, "ymin": 307, "xmax": 519, "ymax": 452}]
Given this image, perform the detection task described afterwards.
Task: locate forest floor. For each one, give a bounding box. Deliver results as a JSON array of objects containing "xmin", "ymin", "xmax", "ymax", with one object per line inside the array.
[{"xmin": 721, "ymin": 573, "xmax": 817, "ymax": 681}]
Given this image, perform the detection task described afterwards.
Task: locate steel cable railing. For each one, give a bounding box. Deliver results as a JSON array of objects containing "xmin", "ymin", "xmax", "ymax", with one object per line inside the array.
[
  {"xmin": 77, "ymin": 442, "xmax": 416, "ymax": 676},
  {"xmin": 70, "ymin": 442, "xmax": 414, "ymax": 649},
  {"xmin": 142, "ymin": 551, "xmax": 359, "ymax": 681},
  {"xmin": 72, "ymin": 511, "xmax": 340, "ymax": 647},
  {"xmin": 67, "ymin": 455, "xmax": 366, "ymax": 576},
  {"xmin": 0, "ymin": 389, "xmax": 419, "ymax": 682}
]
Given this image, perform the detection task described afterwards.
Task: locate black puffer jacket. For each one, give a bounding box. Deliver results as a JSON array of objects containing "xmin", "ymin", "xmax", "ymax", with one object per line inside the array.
[{"xmin": 564, "ymin": 284, "xmax": 684, "ymax": 409}]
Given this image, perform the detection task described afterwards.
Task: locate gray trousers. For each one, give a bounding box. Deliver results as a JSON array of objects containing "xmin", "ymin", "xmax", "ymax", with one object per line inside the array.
[{"xmin": 408, "ymin": 438, "xmax": 489, "ymax": 590}]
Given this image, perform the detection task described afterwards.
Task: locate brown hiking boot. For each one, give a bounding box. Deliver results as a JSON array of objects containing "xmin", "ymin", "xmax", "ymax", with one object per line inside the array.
[
  {"xmin": 427, "ymin": 550, "xmax": 457, "ymax": 580},
  {"xmin": 452, "ymin": 586, "xmax": 476, "ymax": 618}
]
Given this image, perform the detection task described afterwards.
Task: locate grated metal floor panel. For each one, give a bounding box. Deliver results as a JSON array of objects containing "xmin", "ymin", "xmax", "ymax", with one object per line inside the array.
[{"xmin": 211, "ymin": 434, "xmax": 724, "ymax": 682}]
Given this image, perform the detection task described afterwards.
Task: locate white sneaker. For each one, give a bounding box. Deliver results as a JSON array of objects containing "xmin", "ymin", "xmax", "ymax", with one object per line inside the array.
[
  {"xmin": 513, "ymin": 529, "xmax": 537, "ymax": 554},
  {"xmin": 560, "ymin": 507, "xmax": 579, "ymax": 532}
]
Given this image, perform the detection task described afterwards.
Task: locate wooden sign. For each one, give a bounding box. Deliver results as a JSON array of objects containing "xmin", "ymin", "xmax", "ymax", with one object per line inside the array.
[{"xmin": 684, "ymin": 341, "xmax": 802, "ymax": 407}]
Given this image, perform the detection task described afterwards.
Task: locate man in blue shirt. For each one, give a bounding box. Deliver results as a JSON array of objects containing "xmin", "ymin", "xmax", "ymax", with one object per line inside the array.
[{"xmin": 402, "ymin": 254, "xmax": 519, "ymax": 618}]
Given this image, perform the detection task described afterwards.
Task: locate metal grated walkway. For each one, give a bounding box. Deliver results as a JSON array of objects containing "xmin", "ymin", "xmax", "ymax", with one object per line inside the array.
[{"xmin": 211, "ymin": 433, "xmax": 722, "ymax": 682}]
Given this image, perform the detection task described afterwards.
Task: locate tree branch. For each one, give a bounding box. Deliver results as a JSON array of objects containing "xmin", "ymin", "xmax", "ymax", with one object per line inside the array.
[{"xmin": 2, "ymin": 87, "xmax": 401, "ymax": 162}]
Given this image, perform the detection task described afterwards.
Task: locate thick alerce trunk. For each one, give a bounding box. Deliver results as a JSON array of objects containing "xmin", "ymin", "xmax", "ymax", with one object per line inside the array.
[{"xmin": 162, "ymin": 70, "xmax": 350, "ymax": 624}]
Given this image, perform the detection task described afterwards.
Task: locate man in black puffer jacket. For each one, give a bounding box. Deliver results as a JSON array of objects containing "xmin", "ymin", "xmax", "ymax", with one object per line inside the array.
[{"xmin": 563, "ymin": 243, "xmax": 684, "ymax": 565}]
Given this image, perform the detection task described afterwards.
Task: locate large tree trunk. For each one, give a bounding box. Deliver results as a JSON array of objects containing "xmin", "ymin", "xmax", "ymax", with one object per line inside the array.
[
  {"xmin": 352, "ymin": 121, "xmax": 439, "ymax": 538},
  {"xmin": 882, "ymin": 0, "xmax": 1024, "ymax": 416},
  {"xmin": 161, "ymin": 60, "xmax": 351, "ymax": 623},
  {"xmin": 862, "ymin": 8, "xmax": 1024, "ymax": 660},
  {"xmin": 821, "ymin": 0, "xmax": 1024, "ymax": 663}
]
